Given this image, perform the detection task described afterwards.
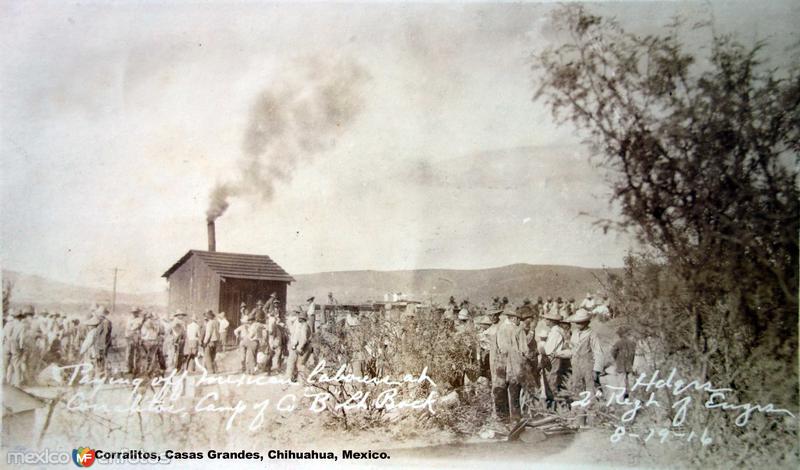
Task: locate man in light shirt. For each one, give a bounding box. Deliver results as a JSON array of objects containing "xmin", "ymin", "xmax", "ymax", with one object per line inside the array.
[
  {"xmin": 183, "ymin": 314, "xmax": 201, "ymax": 373},
  {"xmin": 285, "ymin": 310, "xmax": 311, "ymax": 382},
  {"xmin": 541, "ymin": 311, "xmax": 571, "ymax": 409},
  {"xmin": 217, "ymin": 312, "xmax": 229, "ymax": 348},
  {"xmin": 561, "ymin": 308, "xmax": 604, "ymax": 426},
  {"xmin": 125, "ymin": 307, "xmax": 144, "ymax": 376},
  {"xmin": 202, "ymin": 310, "xmax": 220, "ymax": 374},
  {"xmin": 493, "ymin": 307, "xmax": 528, "ymax": 423},
  {"xmin": 306, "ymin": 296, "xmax": 317, "ymax": 335},
  {"xmin": 139, "ymin": 312, "xmax": 161, "ymax": 375},
  {"xmin": 579, "ymin": 293, "xmax": 596, "ymax": 310},
  {"xmin": 592, "ymin": 295, "xmax": 611, "ymax": 321}
]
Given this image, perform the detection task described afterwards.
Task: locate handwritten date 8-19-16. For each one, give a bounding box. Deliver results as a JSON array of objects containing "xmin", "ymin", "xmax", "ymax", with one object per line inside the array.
[{"xmin": 611, "ymin": 426, "xmax": 713, "ymax": 446}]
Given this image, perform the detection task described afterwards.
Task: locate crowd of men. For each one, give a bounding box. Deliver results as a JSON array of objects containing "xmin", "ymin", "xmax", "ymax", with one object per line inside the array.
[
  {"xmin": 3, "ymin": 304, "xmax": 113, "ymax": 386},
  {"xmin": 3, "ymin": 290, "xmax": 633, "ymax": 429}
]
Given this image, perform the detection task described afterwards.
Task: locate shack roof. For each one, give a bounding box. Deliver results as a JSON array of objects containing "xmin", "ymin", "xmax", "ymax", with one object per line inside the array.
[{"xmin": 162, "ymin": 250, "xmax": 295, "ymax": 283}]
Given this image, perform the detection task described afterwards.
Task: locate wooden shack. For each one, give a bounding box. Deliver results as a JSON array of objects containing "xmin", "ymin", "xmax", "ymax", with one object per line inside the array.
[{"xmin": 162, "ymin": 250, "xmax": 294, "ymax": 341}]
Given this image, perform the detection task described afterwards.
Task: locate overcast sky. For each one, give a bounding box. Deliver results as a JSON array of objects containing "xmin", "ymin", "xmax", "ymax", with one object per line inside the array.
[{"xmin": 2, "ymin": 1, "xmax": 797, "ymax": 293}]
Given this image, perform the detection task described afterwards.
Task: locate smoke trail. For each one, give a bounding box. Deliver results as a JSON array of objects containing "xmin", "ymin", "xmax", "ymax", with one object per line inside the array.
[{"xmin": 206, "ymin": 56, "xmax": 369, "ymax": 222}]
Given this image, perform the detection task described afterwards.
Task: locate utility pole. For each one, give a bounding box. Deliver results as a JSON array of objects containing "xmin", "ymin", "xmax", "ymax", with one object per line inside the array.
[{"xmin": 111, "ymin": 267, "xmax": 120, "ymax": 313}]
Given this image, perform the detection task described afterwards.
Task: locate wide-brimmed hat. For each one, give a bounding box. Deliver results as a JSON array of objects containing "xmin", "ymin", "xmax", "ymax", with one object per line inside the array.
[
  {"xmin": 502, "ymin": 307, "xmax": 520, "ymax": 318},
  {"xmin": 297, "ymin": 311, "xmax": 308, "ymax": 321},
  {"xmin": 174, "ymin": 309, "xmax": 187, "ymax": 318},
  {"xmin": 567, "ymin": 308, "xmax": 592, "ymax": 323},
  {"xmin": 84, "ymin": 314, "xmax": 101, "ymax": 326},
  {"xmin": 307, "ymin": 296, "xmax": 315, "ymax": 302},
  {"xmin": 542, "ymin": 311, "xmax": 566, "ymax": 322},
  {"xmin": 457, "ymin": 308, "xmax": 470, "ymax": 320},
  {"xmin": 523, "ymin": 298, "xmax": 531, "ymax": 305},
  {"xmin": 240, "ymin": 302, "xmax": 247, "ymax": 307},
  {"xmin": 12, "ymin": 310, "xmax": 25, "ymax": 318},
  {"xmin": 131, "ymin": 307, "xmax": 142, "ymax": 314},
  {"xmin": 204, "ymin": 310, "xmax": 215, "ymax": 319},
  {"xmin": 476, "ymin": 315, "xmax": 493, "ymax": 326},
  {"xmin": 256, "ymin": 300, "xmax": 264, "ymax": 305},
  {"xmin": 487, "ymin": 308, "xmax": 503, "ymax": 316},
  {"xmin": 242, "ymin": 316, "xmax": 252, "ymax": 323}
]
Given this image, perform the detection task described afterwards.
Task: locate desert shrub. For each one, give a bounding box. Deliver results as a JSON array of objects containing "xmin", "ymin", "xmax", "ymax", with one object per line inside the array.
[{"xmin": 307, "ymin": 310, "xmax": 479, "ymax": 432}]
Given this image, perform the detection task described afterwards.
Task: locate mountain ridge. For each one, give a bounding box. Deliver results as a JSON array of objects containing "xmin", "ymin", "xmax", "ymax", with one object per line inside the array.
[{"xmin": 3, "ymin": 263, "xmax": 622, "ymax": 312}]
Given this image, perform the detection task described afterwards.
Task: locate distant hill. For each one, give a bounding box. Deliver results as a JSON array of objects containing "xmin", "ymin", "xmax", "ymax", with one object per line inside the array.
[
  {"xmin": 287, "ymin": 264, "xmax": 621, "ymax": 307},
  {"xmin": 3, "ymin": 264, "xmax": 621, "ymax": 315},
  {"xmin": 2, "ymin": 270, "xmax": 167, "ymax": 316}
]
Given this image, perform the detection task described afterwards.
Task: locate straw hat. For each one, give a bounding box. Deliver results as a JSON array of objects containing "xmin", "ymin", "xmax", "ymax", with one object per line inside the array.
[
  {"xmin": 542, "ymin": 311, "xmax": 565, "ymax": 322},
  {"xmin": 566, "ymin": 308, "xmax": 592, "ymax": 323}
]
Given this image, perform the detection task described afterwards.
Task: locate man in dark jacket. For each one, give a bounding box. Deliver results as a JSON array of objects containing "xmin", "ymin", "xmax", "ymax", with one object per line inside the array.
[
  {"xmin": 611, "ymin": 325, "xmax": 636, "ymax": 398},
  {"xmin": 94, "ymin": 307, "xmax": 113, "ymax": 375}
]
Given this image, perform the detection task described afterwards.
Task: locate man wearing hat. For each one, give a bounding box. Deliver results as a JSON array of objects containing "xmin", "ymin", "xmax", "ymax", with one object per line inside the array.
[
  {"xmin": 166, "ymin": 310, "xmax": 187, "ymax": 371},
  {"xmin": 492, "ymin": 307, "xmax": 529, "ymax": 423},
  {"xmin": 125, "ymin": 307, "xmax": 144, "ymax": 375},
  {"xmin": 541, "ymin": 310, "xmax": 571, "ymax": 409},
  {"xmin": 201, "ymin": 310, "xmax": 220, "ymax": 374},
  {"xmin": 183, "ymin": 313, "xmax": 201, "ymax": 373},
  {"xmin": 592, "ymin": 294, "xmax": 611, "ymax": 321},
  {"xmin": 534, "ymin": 297, "xmax": 544, "ymax": 316},
  {"xmin": 519, "ymin": 309, "xmax": 540, "ymax": 399},
  {"xmin": 263, "ymin": 305, "xmax": 284, "ymax": 374},
  {"xmin": 305, "ymin": 297, "xmax": 317, "ymax": 335},
  {"xmin": 475, "ymin": 314, "xmax": 495, "ymax": 379},
  {"xmin": 324, "ymin": 292, "xmax": 338, "ymax": 324},
  {"xmin": 217, "ymin": 311, "xmax": 230, "ymax": 349},
  {"xmin": 562, "ymin": 308, "xmax": 604, "ymax": 420},
  {"xmin": 558, "ymin": 297, "xmax": 571, "ymax": 320},
  {"xmin": 94, "ymin": 307, "xmax": 113, "ymax": 375},
  {"xmin": 580, "ymin": 293, "xmax": 596, "ymax": 311},
  {"xmin": 239, "ymin": 302, "xmax": 249, "ymax": 322},
  {"xmin": 451, "ymin": 308, "xmax": 477, "ymax": 388},
  {"xmin": 4, "ymin": 309, "xmax": 22, "ymax": 377},
  {"xmin": 455, "ymin": 305, "xmax": 471, "ymax": 333},
  {"xmin": 611, "ymin": 325, "xmax": 636, "ymax": 399},
  {"xmin": 5, "ymin": 309, "xmax": 27, "ymax": 386},
  {"xmin": 285, "ymin": 309, "xmax": 311, "ymax": 381},
  {"xmin": 517, "ymin": 299, "xmax": 536, "ymax": 326},
  {"xmin": 252, "ymin": 300, "xmax": 266, "ymax": 324},
  {"xmin": 264, "ymin": 292, "xmax": 278, "ymax": 312},
  {"xmin": 233, "ymin": 316, "xmax": 260, "ymax": 374},
  {"xmin": 139, "ymin": 312, "xmax": 162, "ymax": 375}
]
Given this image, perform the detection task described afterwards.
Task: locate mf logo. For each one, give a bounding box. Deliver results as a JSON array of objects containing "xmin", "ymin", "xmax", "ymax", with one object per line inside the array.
[{"xmin": 72, "ymin": 448, "xmax": 96, "ymax": 467}]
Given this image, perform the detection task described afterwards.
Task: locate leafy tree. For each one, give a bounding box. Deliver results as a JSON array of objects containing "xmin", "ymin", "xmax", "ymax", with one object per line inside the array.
[{"xmin": 534, "ymin": 5, "xmax": 798, "ymax": 466}]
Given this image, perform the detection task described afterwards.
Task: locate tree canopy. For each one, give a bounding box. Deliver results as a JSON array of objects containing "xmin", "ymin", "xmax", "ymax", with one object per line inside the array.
[{"xmin": 534, "ymin": 5, "xmax": 798, "ymax": 345}]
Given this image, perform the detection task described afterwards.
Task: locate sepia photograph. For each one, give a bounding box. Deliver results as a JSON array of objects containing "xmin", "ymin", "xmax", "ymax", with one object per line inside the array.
[{"xmin": 1, "ymin": 1, "xmax": 798, "ymax": 468}]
